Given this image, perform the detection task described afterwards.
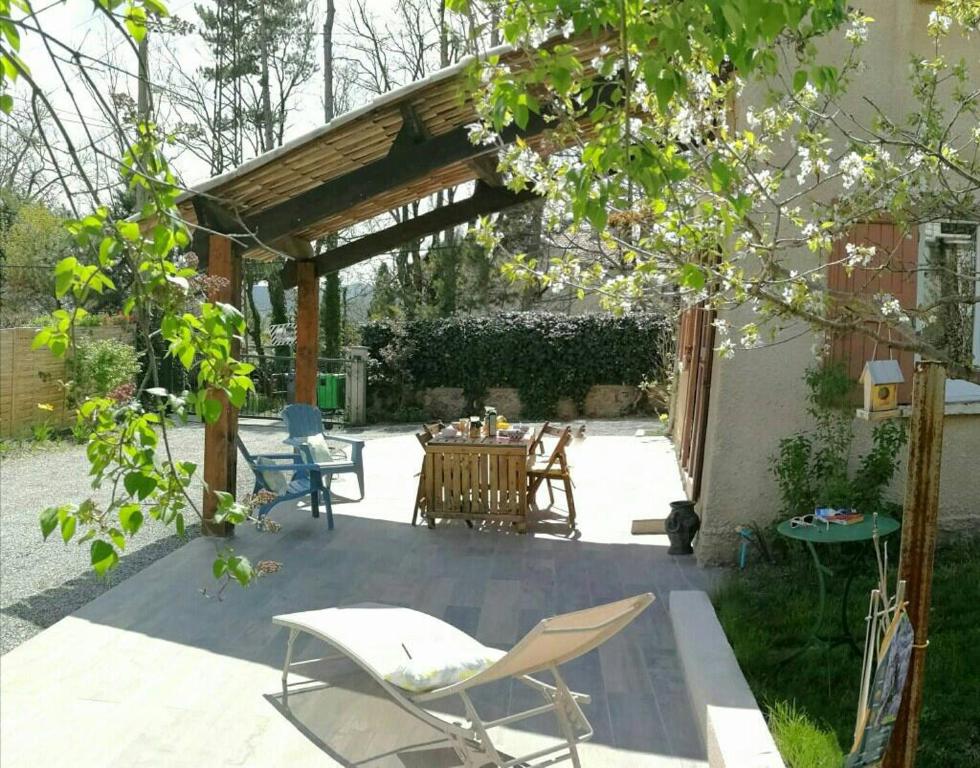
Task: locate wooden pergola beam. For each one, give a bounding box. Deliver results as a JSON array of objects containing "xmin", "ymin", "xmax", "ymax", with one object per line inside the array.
[
  {"xmin": 245, "ymin": 113, "xmax": 549, "ymax": 246},
  {"xmin": 282, "ymin": 183, "xmax": 537, "ymax": 288},
  {"xmin": 201, "ymin": 233, "xmax": 241, "ymax": 535}
]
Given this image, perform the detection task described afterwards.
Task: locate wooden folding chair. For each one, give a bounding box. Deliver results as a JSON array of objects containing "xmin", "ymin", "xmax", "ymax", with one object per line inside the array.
[
  {"xmin": 527, "ymin": 420, "xmax": 551, "ymax": 456},
  {"xmin": 528, "ymin": 426, "xmax": 576, "ymax": 529},
  {"xmin": 411, "ymin": 430, "xmax": 433, "ymax": 526}
]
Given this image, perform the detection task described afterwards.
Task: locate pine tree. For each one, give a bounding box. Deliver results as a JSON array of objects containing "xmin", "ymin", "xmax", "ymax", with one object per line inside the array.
[{"xmin": 321, "ymin": 272, "xmax": 342, "ymax": 358}]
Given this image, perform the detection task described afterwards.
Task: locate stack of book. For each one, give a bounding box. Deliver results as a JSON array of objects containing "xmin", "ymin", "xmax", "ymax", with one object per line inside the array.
[{"xmin": 815, "ymin": 508, "xmax": 865, "ymax": 525}]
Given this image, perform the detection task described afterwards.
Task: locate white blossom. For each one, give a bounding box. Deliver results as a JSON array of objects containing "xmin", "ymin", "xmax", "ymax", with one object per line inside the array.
[
  {"xmin": 838, "ymin": 151, "xmax": 865, "ymax": 189},
  {"xmin": 560, "ymin": 19, "xmax": 574, "ymax": 38},
  {"xmin": 876, "ymin": 293, "xmax": 903, "ymax": 318},
  {"xmin": 844, "ymin": 242, "xmax": 876, "ymax": 267},
  {"xmin": 928, "ymin": 11, "xmax": 952, "ymax": 35},
  {"xmin": 845, "ymin": 17, "xmax": 870, "ymax": 44}
]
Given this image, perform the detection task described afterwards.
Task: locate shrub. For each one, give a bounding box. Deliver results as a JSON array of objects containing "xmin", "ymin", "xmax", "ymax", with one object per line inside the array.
[
  {"xmin": 72, "ymin": 337, "xmax": 142, "ymax": 401},
  {"xmin": 361, "ymin": 311, "xmax": 672, "ymax": 418},
  {"xmin": 770, "ymin": 362, "xmax": 907, "ymax": 518}
]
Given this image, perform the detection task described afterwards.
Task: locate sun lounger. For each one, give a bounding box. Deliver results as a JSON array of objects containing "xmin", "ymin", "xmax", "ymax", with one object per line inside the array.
[{"xmin": 273, "ymin": 593, "xmax": 654, "ymax": 768}]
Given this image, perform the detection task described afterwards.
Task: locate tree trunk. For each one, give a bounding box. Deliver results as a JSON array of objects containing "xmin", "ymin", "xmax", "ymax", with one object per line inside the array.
[
  {"xmin": 321, "ymin": 271, "xmax": 342, "ymax": 358},
  {"xmin": 323, "ymin": 0, "xmax": 336, "ymax": 123},
  {"xmin": 258, "ymin": 1, "xmax": 275, "ymax": 153}
]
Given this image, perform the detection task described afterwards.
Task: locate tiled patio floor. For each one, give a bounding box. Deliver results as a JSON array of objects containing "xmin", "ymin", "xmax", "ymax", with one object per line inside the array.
[{"xmin": 0, "ymin": 426, "xmax": 717, "ymax": 767}]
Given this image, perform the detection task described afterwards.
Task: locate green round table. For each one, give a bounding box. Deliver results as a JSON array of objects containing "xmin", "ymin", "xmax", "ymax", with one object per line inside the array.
[{"xmin": 776, "ymin": 515, "xmax": 900, "ymax": 658}]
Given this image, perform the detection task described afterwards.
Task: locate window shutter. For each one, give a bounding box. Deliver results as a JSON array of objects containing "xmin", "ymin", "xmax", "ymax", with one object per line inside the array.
[{"xmin": 827, "ymin": 222, "xmax": 918, "ymax": 404}]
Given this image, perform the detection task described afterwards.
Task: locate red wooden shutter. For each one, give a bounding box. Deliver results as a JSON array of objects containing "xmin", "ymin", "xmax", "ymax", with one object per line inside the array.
[{"xmin": 827, "ymin": 222, "xmax": 918, "ymax": 404}]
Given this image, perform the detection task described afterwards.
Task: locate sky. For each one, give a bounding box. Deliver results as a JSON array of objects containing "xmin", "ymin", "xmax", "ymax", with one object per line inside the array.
[
  {"xmin": 14, "ymin": 0, "xmax": 424, "ymax": 282},
  {"xmin": 20, "ymin": 0, "xmax": 399, "ymax": 188}
]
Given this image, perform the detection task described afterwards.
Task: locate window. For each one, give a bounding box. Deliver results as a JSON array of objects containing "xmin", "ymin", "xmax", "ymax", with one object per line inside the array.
[{"xmin": 918, "ymin": 221, "xmax": 980, "ymax": 368}]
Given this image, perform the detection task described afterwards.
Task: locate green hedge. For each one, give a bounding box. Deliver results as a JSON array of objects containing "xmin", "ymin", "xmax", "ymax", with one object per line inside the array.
[{"xmin": 362, "ymin": 311, "xmax": 672, "ymax": 418}]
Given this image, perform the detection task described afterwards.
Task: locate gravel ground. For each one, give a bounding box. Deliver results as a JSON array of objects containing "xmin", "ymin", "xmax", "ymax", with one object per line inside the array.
[{"xmin": 0, "ymin": 417, "xmax": 658, "ymax": 655}]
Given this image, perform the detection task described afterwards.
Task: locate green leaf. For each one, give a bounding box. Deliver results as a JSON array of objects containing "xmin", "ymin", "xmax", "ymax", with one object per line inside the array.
[
  {"xmin": 679, "ymin": 263, "xmax": 706, "ymax": 290},
  {"xmin": 175, "ymin": 513, "xmax": 185, "ymax": 538},
  {"xmin": 212, "ymin": 557, "xmax": 227, "ymax": 580},
  {"xmin": 119, "ymin": 503, "xmax": 144, "ymax": 536},
  {"xmin": 229, "ymin": 555, "xmax": 253, "ymax": 586},
  {"xmin": 653, "ymin": 73, "xmax": 675, "ymax": 111},
  {"xmin": 793, "ymin": 69, "xmax": 808, "ymax": 92},
  {"xmin": 54, "ymin": 257, "xmax": 77, "ymax": 298},
  {"xmin": 199, "ymin": 397, "xmax": 222, "ymax": 423},
  {"xmin": 40, "ymin": 507, "xmax": 59, "ymax": 540},
  {"xmin": 124, "ymin": 6, "xmax": 147, "ymax": 42},
  {"xmin": 60, "ymin": 513, "xmax": 77, "ymax": 543},
  {"xmin": 109, "ymin": 528, "xmax": 126, "ymax": 550},
  {"xmin": 118, "ymin": 221, "xmax": 141, "ymax": 242},
  {"xmin": 90, "ymin": 540, "xmax": 119, "ymax": 576},
  {"xmin": 0, "ymin": 93, "xmax": 12, "ymax": 114},
  {"xmin": 124, "ymin": 472, "xmax": 157, "ymax": 500}
]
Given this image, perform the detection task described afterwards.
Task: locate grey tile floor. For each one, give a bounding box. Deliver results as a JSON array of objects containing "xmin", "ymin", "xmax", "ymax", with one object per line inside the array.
[{"xmin": 1, "ymin": 427, "xmax": 717, "ymax": 767}]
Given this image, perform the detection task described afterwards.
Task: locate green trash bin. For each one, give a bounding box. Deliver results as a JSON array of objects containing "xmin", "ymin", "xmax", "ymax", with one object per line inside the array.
[{"xmin": 316, "ymin": 373, "xmax": 346, "ymax": 411}]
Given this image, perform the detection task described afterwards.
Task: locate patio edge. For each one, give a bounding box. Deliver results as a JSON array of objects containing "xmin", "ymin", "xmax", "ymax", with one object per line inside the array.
[{"xmin": 669, "ymin": 590, "xmax": 785, "ymax": 768}]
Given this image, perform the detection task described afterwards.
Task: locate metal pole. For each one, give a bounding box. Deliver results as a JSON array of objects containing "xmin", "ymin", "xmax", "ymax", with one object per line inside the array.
[{"xmin": 884, "ymin": 361, "xmax": 945, "ymax": 768}]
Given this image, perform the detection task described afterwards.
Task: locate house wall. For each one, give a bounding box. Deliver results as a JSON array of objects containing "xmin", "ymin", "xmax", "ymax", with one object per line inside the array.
[
  {"xmin": 689, "ymin": 3, "xmax": 980, "ymax": 563},
  {"xmin": 852, "ymin": 412, "xmax": 980, "ymax": 536}
]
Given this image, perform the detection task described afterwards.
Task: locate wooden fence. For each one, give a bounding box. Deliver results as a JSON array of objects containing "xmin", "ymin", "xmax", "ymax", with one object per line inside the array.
[{"xmin": 0, "ymin": 325, "xmax": 132, "ymax": 437}]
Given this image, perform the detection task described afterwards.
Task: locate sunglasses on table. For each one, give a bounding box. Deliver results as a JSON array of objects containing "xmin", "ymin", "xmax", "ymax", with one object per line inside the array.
[{"xmin": 790, "ymin": 514, "xmax": 830, "ymax": 529}]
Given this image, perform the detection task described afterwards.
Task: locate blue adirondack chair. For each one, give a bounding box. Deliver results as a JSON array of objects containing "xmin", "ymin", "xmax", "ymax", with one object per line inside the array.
[
  {"xmin": 281, "ymin": 404, "xmax": 366, "ymax": 502},
  {"xmin": 236, "ymin": 436, "xmax": 335, "ymax": 529}
]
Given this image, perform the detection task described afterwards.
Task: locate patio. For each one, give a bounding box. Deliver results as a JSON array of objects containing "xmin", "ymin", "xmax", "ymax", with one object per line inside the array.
[{"xmin": 0, "ymin": 423, "xmax": 715, "ymax": 767}]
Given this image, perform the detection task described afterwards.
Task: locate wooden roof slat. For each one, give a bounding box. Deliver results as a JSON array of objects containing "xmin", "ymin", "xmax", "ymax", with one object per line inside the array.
[{"xmin": 174, "ymin": 32, "xmax": 612, "ymax": 261}]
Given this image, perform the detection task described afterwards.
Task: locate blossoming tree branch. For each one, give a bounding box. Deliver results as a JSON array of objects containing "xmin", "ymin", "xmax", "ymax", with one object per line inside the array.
[{"xmin": 455, "ymin": 0, "xmax": 980, "ymax": 384}]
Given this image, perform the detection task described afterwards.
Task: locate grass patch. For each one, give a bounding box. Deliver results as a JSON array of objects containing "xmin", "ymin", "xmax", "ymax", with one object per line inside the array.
[
  {"xmin": 769, "ymin": 701, "xmax": 844, "ymax": 768},
  {"xmin": 713, "ymin": 538, "xmax": 980, "ymax": 768}
]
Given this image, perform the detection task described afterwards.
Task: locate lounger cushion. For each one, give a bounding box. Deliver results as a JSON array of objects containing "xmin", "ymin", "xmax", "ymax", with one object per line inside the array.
[
  {"xmin": 274, "ymin": 604, "xmax": 504, "ymax": 693},
  {"xmin": 385, "ymin": 645, "xmax": 504, "ymax": 693}
]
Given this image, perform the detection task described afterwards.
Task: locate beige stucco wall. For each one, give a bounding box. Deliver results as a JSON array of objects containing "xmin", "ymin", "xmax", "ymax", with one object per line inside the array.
[
  {"xmin": 689, "ymin": 5, "xmax": 980, "ymax": 563},
  {"xmin": 852, "ymin": 412, "xmax": 980, "ymax": 535},
  {"xmin": 693, "ymin": 315, "xmax": 817, "ymax": 564}
]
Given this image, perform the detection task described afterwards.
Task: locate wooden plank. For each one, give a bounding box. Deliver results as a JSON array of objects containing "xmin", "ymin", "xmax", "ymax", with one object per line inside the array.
[
  {"xmin": 282, "ymin": 185, "xmax": 536, "ymax": 286},
  {"xmin": 244, "ymin": 113, "xmax": 552, "ymax": 245},
  {"xmin": 294, "ymin": 261, "xmax": 319, "ymax": 405},
  {"xmin": 886, "ymin": 362, "xmax": 946, "ymax": 768},
  {"xmin": 201, "ymin": 235, "xmax": 240, "ymax": 534},
  {"xmin": 460, "ymin": 451, "xmax": 470, "ymax": 515}
]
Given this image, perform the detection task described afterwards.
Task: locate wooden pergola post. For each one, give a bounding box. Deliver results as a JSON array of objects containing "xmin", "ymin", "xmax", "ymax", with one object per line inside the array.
[
  {"xmin": 202, "ymin": 234, "xmax": 242, "ymax": 535},
  {"xmin": 294, "ymin": 260, "xmax": 319, "ymax": 405},
  {"xmin": 885, "ymin": 361, "xmax": 946, "ymax": 768}
]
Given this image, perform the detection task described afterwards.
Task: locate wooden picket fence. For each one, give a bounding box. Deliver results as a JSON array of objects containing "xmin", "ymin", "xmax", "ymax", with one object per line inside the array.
[{"xmin": 0, "ymin": 325, "xmax": 132, "ymax": 438}]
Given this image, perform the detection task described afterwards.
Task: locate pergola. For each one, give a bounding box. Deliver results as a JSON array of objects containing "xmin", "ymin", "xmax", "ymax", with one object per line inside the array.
[{"xmin": 175, "ymin": 35, "xmax": 606, "ymax": 531}]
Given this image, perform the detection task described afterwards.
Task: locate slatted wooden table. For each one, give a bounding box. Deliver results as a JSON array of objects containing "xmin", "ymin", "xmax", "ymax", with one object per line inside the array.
[{"xmin": 422, "ymin": 436, "xmax": 530, "ymax": 532}]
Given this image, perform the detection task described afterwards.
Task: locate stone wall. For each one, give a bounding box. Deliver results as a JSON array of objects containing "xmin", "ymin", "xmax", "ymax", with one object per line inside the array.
[{"xmin": 407, "ymin": 384, "xmax": 649, "ymax": 422}]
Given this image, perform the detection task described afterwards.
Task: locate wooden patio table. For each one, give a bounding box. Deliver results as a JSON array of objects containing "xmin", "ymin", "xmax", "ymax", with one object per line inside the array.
[{"xmin": 423, "ymin": 434, "xmax": 530, "ymax": 532}]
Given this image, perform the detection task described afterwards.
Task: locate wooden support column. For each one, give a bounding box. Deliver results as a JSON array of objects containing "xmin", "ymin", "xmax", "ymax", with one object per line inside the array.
[
  {"xmin": 885, "ymin": 361, "xmax": 946, "ymax": 768},
  {"xmin": 294, "ymin": 260, "xmax": 319, "ymax": 405},
  {"xmin": 202, "ymin": 234, "xmax": 242, "ymax": 535}
]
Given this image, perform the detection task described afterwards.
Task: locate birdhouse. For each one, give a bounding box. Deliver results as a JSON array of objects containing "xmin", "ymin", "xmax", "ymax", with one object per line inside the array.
[{"xmin": 860, "ymin": 360, "xmax": 904, "ymax": 415}]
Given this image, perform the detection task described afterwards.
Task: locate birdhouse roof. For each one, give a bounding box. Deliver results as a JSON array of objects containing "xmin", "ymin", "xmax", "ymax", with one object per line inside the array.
[{"xmin": 860, "ymin": 360, "xmax": 905, "ymax": 385}]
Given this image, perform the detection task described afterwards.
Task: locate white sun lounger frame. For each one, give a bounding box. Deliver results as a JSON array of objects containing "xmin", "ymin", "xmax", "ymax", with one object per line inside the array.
[{"xmin": 273, "ymin": 593, "xmax": 654, "ymax": 768}]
